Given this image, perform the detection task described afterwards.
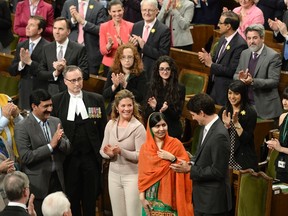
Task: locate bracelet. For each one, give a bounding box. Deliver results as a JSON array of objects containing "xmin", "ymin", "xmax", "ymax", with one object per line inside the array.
[{"xmin": 171, "ymin": 156, "xmax": 177, "ymax": 163}]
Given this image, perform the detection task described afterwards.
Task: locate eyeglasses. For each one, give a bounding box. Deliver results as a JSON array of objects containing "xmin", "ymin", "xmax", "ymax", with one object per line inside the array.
[
  {"xmin": 218, "ymin": 21, "xmax": 226, "ymax": 25},
  {"xmin": 120, "ymin": 56, "xmax": 134, "ymax": 61},
  {"xmin": 159, "ymin": 67, "xmax": 171, "ymax": 72},
  {"xmin": 141, "ymin": 9, "xmax": 156, "ymax": 13},
  {"xmin": 65, "ymin": 77, "xmax": 83, "ymax": 84}
]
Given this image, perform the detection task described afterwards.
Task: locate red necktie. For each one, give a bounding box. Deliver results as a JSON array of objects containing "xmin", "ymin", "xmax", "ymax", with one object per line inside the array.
[{"xmin": 77, "ymin": 1, "xmax": 85, "ymax": 44}]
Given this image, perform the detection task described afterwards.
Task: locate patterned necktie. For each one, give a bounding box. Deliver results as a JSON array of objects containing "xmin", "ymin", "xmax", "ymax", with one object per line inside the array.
[
  {"xmin": 57, "ymin": 45, "xmax": 63, "ymax": 60},
  {"xmin": 142, "ymin": 25, "xmax": 150, "ymax": 42},
  {"xmin": 42, "ymin": 122, "xmax": 51, "ymax": 143},
  {"xmin": 77, "ymin": 1, "xmax": 85, "ymax": 44},
  {"xmin": 229, "ymin": 122, "xmax": 242, "ymax": 170},
  {"xmin": 253, "ymin": 52, "xmax": 258, "ymax": 59},
  {"xmin": 29, "ymin": 42, "xmax": 34, "ymax": 54},
  {"xmin": 216, "ymin": 39, "xmax": 227, "ymax": 63}
]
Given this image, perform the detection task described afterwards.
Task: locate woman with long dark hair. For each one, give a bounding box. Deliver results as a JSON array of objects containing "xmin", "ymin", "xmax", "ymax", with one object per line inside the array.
[
  {"xmin": 144, "ymin": 55, "xmax": 185, "ymax": 140},
  {"xmin": 219, "ymin": 80, "xmax": 258, "ymax": 170}
]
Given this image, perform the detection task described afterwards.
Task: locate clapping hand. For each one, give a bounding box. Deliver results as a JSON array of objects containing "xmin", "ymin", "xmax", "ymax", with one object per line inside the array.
[
  {"xmin": 50, "ymin": 123, "xmax": 64, "ymax": 148},
  {"xmin": 159, "ymin": 101, "xmax": 168, "ymax": 113},
  {"xmin": 147, "ymin": 97, "xmax": 157, "ymax": 110},
  {"xmin": 20, "ymin": 48, "xmax": 32, "ymax": 65},
  {"xmin": 198, "ymin": 48, "xmax": 212, "ymax": 67}
]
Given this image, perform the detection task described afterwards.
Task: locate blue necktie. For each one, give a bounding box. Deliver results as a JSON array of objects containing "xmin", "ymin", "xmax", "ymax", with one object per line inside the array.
[
  {"xmin": 29, "ymin": 42, "xmax": 34, "ymax": 54},
  {"xmin": 284, "ymin": 41, "xmax": 288, "ymax": 60}
]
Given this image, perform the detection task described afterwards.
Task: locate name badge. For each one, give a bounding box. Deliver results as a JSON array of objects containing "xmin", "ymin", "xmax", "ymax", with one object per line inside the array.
[{"xmin": 278, "ymin": 160, "xmax": 286, "ymax": 169}]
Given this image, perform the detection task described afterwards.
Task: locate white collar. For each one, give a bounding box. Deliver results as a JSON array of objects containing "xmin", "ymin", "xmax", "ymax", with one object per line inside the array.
[{"xmin": 8, "ymin": 202, "xmax": 27, "ymax": 210}]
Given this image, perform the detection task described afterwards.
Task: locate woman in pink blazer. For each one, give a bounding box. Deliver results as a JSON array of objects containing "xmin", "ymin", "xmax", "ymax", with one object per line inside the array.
[
  {"xmin": 14, "ymin": 0, "xmax": 54, "ymax": 42},
  {"xmin": 99, "ymin": 0, "xmax": 133, "ymax": 77}
]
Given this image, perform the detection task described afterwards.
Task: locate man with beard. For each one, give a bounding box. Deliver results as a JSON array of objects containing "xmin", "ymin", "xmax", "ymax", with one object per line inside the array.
[
  {"xmin": 14, "ymin": 89, "xmax": 71, "ymax": 216},
  {"xmin": 234, "ymin": 24, "xmax": 282, "ymax": 120}
]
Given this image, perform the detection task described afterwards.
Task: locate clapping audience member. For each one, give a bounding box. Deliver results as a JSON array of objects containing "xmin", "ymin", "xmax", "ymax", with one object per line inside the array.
[
  {"xmin": 103, "ymin": 43, "xmax": 146, "ymax": 115},
  {"xmin": 223, "ymin": 0, "xmax": 264, "ymax": 39},
  {"xmin": 13, "ymin": 0, "xmax": 54, "ymax": 42},
  {"xmin": 15, "ymin": 89, "xmax": 71, "ymax": 216},
  {"xmin": 234, "ymin": 24, "xmax": 282, "ymax": 120},
  {"xmin": 100, "ymin": 89, "xmax": 146, "ymax": 216},
  {"xmin": 61, "ymin": 0, "xmax": 107, "ymax": 75},
  {"xmin": 38, "ymin": 17, "xmax": 88, "ymax": 96},
  {"xmin": 0, "ymin": 137, "xmax": 15, "ymax": 211},
  {"xmin": 267, "ymin": 87, "xmax": 288, "ymax": 183},
  {"xmin": 138, "ymin": 112, "xmax": 193, "ymax": 216},
  {"xmin": 130, "ymin": 0, "xmax": 170, "ymax": 80},
  {"xmin": 0, "ymin": 171, "xmax": 36, "ymax": 216},
  {"xmin": 144, "ymin": 56, "xmax": 185, "ymax": 140},
  {"xmin": 0, "ymin": 0, "xmax": 14, "ymax": 54},
  {"xmin": 219, "ymin": 80, "xmax": 258, "ymax": 171},
  {"xmin": 198, "ymin": 11, "xmax": 247, "ymax": 106},
  {"xmin": 0, "ymin": 94, "xmax": 23, "ymax": 160},
  {"xmin": 257, "ymin": 0, "xmax": 286, "ymax": 29},
  {"xmin": 42, "ymin": 192, "xmax": 72, "ymax": 216},
  {"xmin": 268, "ymin": 1, "xmax": 288, "ymax": 71},
  {"xmin": 99, "ymin": 0, "xmax": 133, "ymax": 77},
  {"xmin": 9, "ymin": 15, "xmax": 49, "ymax": 110},
  {"xmin": 157, "ymin": 0, "xmax": 194, "ymax": 51}
]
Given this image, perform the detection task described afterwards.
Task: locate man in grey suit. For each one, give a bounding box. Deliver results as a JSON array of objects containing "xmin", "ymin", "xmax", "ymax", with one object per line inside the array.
[
  {"xmin": 61, "ymin": 0, "xmax": 107, "ymax": 75},
  {"xmin": 15, "ymin": 89, "xmax": 71, "ymax": 216},
  {"xmin": 268, "ymin": 1, "xmax": 288, "ymax": 71},
  {"xmin": 38, "ymin": 17, "xmax": 88, "ymax": 96},
  {"xmin": 234, "ymin": 24, "xmax": 282, "ymax": 120},
  {"xmin": 9, "ymin": 15, "xmax": 49, "ymax": 110},
  {"xmin": 171, "ymin": 93, "xmax": 231, "ymax": 216}
]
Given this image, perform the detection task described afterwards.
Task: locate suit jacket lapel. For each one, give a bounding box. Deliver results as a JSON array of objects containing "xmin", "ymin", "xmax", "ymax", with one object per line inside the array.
[
  {"xmin": 86, "ymin": 0, "xmax": 95, "ymax": 20},
  {"xmin": 29, "ymin": 114, "xmax": 47, "ymax": 144},
  {"xmin": 64, "ymin": 41, "xmax": 73, "ymax": 61},
  {"xmin": 147, "ymin": 20, "xmax": 159, "ymax": 42}
]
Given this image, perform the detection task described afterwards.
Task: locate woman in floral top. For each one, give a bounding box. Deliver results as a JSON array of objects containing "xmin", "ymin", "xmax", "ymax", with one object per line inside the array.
[{"xmin": 219, "ymin": 80, "xmax": 258, "ymax": 171}]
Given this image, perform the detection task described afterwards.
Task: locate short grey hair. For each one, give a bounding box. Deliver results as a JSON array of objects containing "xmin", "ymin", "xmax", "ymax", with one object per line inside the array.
[
  {"xmin": 245, "ymin": 24, "xmax": 265, "ymax": 38},
  {"xmin": 62, "ymin": 65, "xmax": 83, "ymax": 78},
  {"xmin": 4, "ymin": 171, "xmax": 29, "ymax": 201},
  {"xmin": 42, "ymin": 192, "xmax": 71, "ymax": 216},
  {"xmin": 140, "ymin": 0, "xmax": 158, "ymax": 9}
]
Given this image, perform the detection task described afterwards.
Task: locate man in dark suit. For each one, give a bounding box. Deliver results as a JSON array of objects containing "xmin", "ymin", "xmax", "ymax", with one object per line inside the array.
[
  {"xmin": 257, "ymin": 0, "xmax": 285, "ymax": 29},
  {"xmin": 130, "ymin": 0, "xmax": 170, "ymax": 80},
  {"xmin": 51, "ymin": 65, "xmax": 107, "ymax": 216},
  {"xmin": 14, "ymin": 89, "xmax": 71, "ymax": 216},
  {"xmin": 0, "ymin": 0, "xmax": 14, "ymax": 54},
  {"xmin": 234, "ymin": 24, "xmax": 282, "ymax": 120},
  {"xmin": 38, "ymin": 17, "xmax": 88, "ymax": 96},
  {"xmin": 268, "ymin": 2, "xmax": 288, "ymax": 70},
  {"xmin": 171, "ymin": 93, "xmax": 232, "ymax": 216},
  {"xmin": 61, "ymin": 0, "xmax": 107, "ymax": 75},
  {"xmin": 198, "ymin": 11, "xmax": 248, "ymax": 106},
  {"xmin": 0, "ymin": 171, "xmax": 36, "ymax": 216},
  {"xmin": 9, "ymin": 16, "xmax": 49, "ymax": 110}
]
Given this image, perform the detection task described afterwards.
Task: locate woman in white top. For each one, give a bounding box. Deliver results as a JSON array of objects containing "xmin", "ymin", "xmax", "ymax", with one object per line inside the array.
[{"xmin": 100, "ymin": 89, "xmax": 146, "ymax": 216}]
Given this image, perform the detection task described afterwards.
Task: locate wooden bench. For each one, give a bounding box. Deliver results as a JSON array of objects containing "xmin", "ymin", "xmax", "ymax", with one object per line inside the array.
[
  {"xmin": 190, "ymin": 24, "xmax": 215, "ymax": 53},
  {"xmin": 169, "ymin": 48, "xmax": 210, "ymax": 75},
  {"xmin": 83, "ymin": 74, "xmax": 107, "ymax": 94}
]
